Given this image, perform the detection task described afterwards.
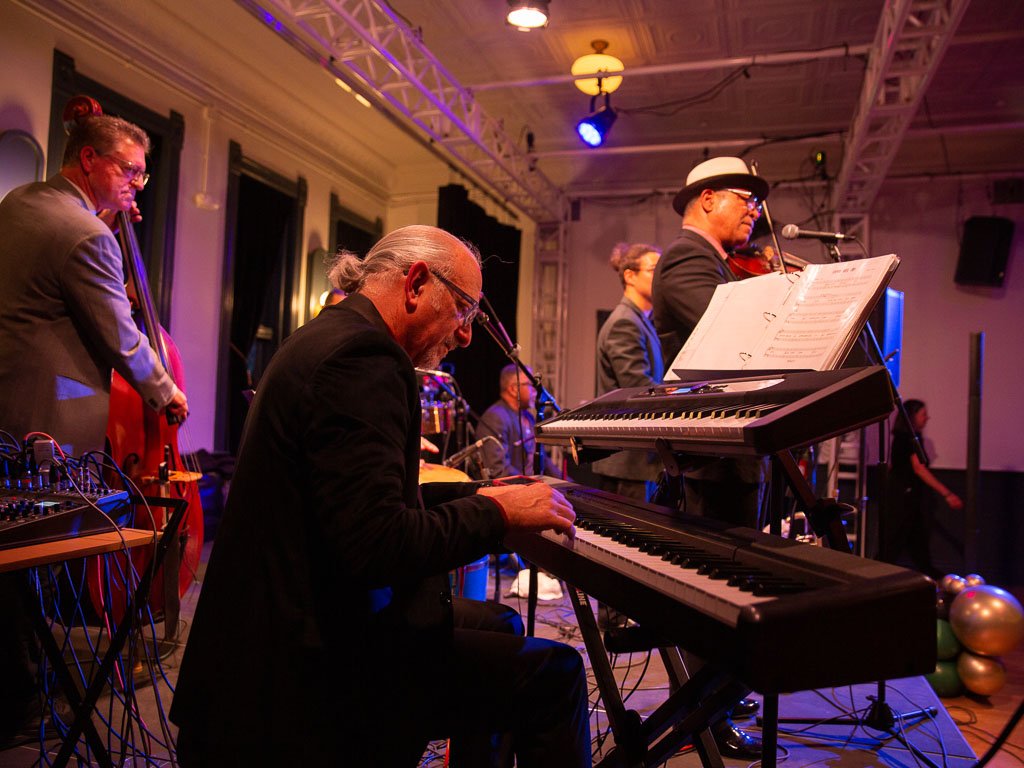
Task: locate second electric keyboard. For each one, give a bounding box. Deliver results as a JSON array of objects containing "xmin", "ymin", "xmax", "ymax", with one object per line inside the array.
[
  {"xmin": 506, "ymin": 480, "xmax": 935, "ymax": 694},
  {"xmin": 536, "ymin": 366, "xmax": 894, "ymax": 457}
]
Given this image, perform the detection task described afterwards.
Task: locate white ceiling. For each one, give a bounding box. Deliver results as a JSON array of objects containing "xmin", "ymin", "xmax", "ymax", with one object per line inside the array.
[{"xmin": 350, "ymin": 0, "xmax": 1024, "ymax": 203}]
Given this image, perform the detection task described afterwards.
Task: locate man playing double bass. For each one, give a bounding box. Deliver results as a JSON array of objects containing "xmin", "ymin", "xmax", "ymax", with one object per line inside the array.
[
  {"xmin": 0, "ymin": 113, "xmax": 189, "ymax": 744},
  {"xmin": 0, "ymin": 114, "xmax": 187, "ymax": 457}
]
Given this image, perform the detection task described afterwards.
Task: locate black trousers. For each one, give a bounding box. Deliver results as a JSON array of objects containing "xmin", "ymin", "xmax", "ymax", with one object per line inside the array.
[
  {"xmin": 425, "ymin": 598, "xmax": 591, "ymax": 768},
  {"xmin": 175, "ymin": 598, "xmax": 591, "ymax": 768},
  {"xmin": 880, "ymin": 484, "xmax": 941, "ymax": 579}
]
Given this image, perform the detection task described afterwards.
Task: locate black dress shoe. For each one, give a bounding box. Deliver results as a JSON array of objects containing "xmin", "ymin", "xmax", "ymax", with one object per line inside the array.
[
  {"xmin": 730, "ymin": 697, "xmax": 760, "ymax": 719},
  {"xmin": 712, "ymin": 718, "xmax": 762, "ymax": 760}
]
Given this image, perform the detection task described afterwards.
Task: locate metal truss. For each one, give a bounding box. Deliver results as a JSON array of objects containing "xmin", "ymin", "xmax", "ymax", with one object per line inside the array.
[
  {"xmin": 532, "ymin": 220, "xmax": 569, "ymax": 417},
  {"xmin": 237, "ymin": 0, "xmax": 566, "ymax": 223},
  {"xmin": 833, "ymin": 0, "xmax": 970, "ymax": 213}
]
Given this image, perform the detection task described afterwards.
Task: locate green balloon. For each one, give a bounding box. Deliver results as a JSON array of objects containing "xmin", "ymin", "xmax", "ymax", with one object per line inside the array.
[
  {"xmin": 926, "ymin": 660, "xmax": 963, "ymax": 697},
  {"xmin": 937, "ymin": 619, "xmax": 961, "ymax": 660}
]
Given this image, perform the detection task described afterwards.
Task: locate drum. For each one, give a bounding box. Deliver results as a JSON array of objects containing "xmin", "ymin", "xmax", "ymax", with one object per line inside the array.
[
  {"xmin": 452, "ymin": 556, "xmax": 490, "ymax": 601},
  {"xmin": 418, "ymin": 463, "xmax": 470, "ymax": 484},
  {"xmin": 417, "ymin": 369, "xmax": 459, "ymax": 435},
  {"xmin": 418, "ymin": 463, "xmax": 489, "ymax": 600},
  {"xmin": 420, "ymin": 400, "xmax": 455, "ymax": 435}
]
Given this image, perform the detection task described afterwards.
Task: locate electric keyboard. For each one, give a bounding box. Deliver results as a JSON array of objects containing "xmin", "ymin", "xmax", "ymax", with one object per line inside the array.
[
  {"xmin": 506, "ymin": 480, "xmax": 935, "ymax": 694},
  {"xmin": 536, "ymin": 366, "xmax": 894, "ymax": 457}
]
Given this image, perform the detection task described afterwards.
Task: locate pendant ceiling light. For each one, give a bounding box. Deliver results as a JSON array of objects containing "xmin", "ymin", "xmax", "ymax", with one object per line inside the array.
[
  {"xmin": 571, "ymin": 40, "xmax": 623, "ymax": 96},
  {"xmin": 506, "ymin": 0, "xmax": 550, "ymax": 31}
]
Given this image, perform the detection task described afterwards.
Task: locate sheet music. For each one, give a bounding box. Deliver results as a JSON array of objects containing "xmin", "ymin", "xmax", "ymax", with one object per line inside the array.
[{"xmin": 668, "ymin": 254, "xmax": 899, "ymax": 375}]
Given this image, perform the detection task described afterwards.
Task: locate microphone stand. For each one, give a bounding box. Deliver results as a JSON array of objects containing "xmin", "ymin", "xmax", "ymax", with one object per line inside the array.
[
  {"xmin": 749, "ymin": 160, "xmax": 787, "ymax": 277},
  {"xmin": 823, "ymin": 244, "xmax": 926, "ymax": 466},
  {"xmin": 475, "ymin": 294, "xmax": 561, "ymax": 422},
  {"xmin": 474, "ymin": 293, "xmax": 561, "ymax": 635}
]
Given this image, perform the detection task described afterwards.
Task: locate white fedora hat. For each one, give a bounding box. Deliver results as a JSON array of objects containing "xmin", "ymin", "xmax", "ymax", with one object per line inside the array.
[{"xmin": 672, "ymin": 156, "xmax": 770, "ymax": 216}]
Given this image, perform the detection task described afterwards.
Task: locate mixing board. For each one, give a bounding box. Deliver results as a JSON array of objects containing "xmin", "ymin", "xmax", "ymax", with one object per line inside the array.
[{"xmin": 0, "ymin": 482, "xmax": 130, "ymax": 550}]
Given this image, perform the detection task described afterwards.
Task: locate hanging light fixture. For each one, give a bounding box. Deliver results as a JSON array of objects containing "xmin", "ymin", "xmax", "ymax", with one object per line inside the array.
[
  {"xmin": 571, "ymin": 40, "xmax": 623, "ymax": 96},
  {"xmin": 506, "ymin": 0, "xmax": 550, "ymax": 31},
  {"xmin": 576, "ymin": 93, "xmax": 617, "ymax": 147}
]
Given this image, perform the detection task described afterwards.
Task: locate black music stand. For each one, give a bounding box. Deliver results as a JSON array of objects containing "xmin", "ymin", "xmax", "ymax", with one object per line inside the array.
[{"xmin": 755, "ymin": 243, "xmax": 939, "ymax": 765}]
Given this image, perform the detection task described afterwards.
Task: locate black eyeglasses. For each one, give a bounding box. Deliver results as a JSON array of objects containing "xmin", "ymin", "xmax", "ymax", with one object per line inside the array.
[
  {"xmin": 723, "ymin": 188, "xmax": 762, "ymax": 214},
  {"xmin": 429, "ymin": 269, "xmax": 481, "ymax": 327},
  {"xmin": 98, "ymin": 152, "xmax": 150, "ymax": 188}
]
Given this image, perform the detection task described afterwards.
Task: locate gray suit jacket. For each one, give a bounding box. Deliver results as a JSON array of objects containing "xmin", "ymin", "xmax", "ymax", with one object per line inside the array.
[
  {"xmin": 596, "ymin": 296, "xmax": 664, "ymax": 393},
  {"xmin": 0, "ymin": 175, "xmax": 175, "ymax": 455},
  {"xmin": 592, "ymin": 297, "xmax": 664, "ymax": 481}
]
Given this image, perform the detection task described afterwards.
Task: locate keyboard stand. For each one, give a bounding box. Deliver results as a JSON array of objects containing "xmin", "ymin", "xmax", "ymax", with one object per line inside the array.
[
  {"xmin": 772, "ymin": 449, "xmax": 852, "ymax": 553},
  {"xmin": 567, "ymin": 584, "xmax": 752, "ymax": 768}
]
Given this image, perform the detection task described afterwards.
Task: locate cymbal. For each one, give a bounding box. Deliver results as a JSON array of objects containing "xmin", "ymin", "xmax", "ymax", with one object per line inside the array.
[{"xmin": 418, "ymin": 463, "xmax": 470, "ymax": 484}]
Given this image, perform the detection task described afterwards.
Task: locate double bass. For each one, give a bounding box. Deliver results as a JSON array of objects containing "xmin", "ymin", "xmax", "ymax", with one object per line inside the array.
[{"xmin": 63, "ymin": 96, "xmax": 203, "ymax": 629}]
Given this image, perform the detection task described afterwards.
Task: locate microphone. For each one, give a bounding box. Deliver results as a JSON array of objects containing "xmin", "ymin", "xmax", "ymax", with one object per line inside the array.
[
  {"xmin": 443, "ymin": 437, "xmax": 491, "ymax": 468},
  {"xmin": 781, "ymin": 224, "xmax": 856, "ymax": 243},
  {"xmin": 443, "ymin": 435, "xmax": 512, "ymax": 468}
]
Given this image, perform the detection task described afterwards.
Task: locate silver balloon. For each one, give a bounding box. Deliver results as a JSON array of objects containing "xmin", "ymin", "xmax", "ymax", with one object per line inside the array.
[
  {"xmin": 957, "ymin": 650, "xmax": 1006, "ymax": 696},
  {"xmin": 942, "ymin": 574, "xmax": 968, "ymax": 595},
  {"xmin": 950, "ymin": 585, "xmax": 1024, "ymax": 656},
  {"xmin": 965, "ymin": 573, "xmax": 987, "ymax": 587}
]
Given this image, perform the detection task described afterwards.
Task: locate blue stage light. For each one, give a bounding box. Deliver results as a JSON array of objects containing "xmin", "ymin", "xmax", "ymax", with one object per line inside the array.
[{"xmin": 575, "ymin": 94, "xmax": 617, "ymax": 147}]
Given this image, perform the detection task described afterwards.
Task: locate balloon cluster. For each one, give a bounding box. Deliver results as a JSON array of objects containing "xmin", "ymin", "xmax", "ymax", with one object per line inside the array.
[{"xmin": 927, "ymin": 574, "xmax": 1024, "ymax": 697}]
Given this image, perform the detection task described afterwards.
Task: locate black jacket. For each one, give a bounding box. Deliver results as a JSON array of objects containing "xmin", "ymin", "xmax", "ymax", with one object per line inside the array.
[
  {"xmin": 170, "ymin": 294, "xmax": 505, "ymax": 760},
  {"xmin": 652, "ymin": 228, "xmax": 737, "ymax": 366}
]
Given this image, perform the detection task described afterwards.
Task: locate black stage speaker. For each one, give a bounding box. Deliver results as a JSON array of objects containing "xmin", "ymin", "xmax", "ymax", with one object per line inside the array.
[{"xmin": 955, "ymin": 216, "xmax": 1014, "ymax": 287}]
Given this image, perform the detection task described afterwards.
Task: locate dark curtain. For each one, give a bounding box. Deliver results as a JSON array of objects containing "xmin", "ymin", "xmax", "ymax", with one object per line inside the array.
[
  {"xmin": 437, "ymin": 184, "xmax": 522, "ymax": 426},
  {"xmin": 226, "ymin": 176, "xmax": 292, "ymax": 453}
]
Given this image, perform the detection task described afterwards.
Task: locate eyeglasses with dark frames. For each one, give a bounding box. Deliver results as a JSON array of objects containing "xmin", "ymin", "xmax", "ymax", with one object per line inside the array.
[
  {"xmin": 98, "ymin": 151, "xmax": 151, "ymax": 188},
  {"xmin": 723, "ymin": 188, "xmax": 762, "ymax": 213},
  {"xmin": 428, "ymin": 269, "xmax": 482, "ymax": 327}
]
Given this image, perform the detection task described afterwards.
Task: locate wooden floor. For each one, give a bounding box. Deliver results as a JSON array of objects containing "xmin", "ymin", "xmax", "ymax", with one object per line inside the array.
[
  {"xmin": 481, "ymin": 560, "xmax": 1024, "ymax": 767},
  {"xmin": 3, "ymin": 547, "xmax": 1023, "ymax": 767}
]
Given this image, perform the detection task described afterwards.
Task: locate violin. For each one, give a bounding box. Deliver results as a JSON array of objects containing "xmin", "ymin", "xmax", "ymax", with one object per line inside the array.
[
  {"xmin": 63, "ymin": 96, "xmax": 203, "ymax": 630},
  {"xmin": 727, "ymin": 244, "xmax": 809, "ymax": 279}
]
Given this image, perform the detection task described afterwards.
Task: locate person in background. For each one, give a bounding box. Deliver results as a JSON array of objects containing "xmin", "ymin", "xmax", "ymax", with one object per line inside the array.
[
  {"xmin": 591, "ymin": 241, "xmax": 665, "ymax": 630},
  {"xmin": 593, "ymin": 241, "xmax": 665, "ymax": 501},
  {"xmin": 477, "ymin": 364, "xmax": 558, "ymax": 479},
  {"xmin": 170, "ymin": 225, "xmax": 590, "ymax": 767},
  {"xmin": 882, "ymin": 399, "xmax": 962, "ymax": 580}
]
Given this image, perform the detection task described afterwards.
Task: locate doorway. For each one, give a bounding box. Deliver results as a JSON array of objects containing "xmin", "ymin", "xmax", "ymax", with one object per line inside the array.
[{"xmin": 215, "ymin": 141, "xmax": 306, "ymax": 453}]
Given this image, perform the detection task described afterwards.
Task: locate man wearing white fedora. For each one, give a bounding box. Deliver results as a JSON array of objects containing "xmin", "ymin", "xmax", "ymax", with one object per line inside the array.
[
  {"xmin": 651, "ymin": 155, "xmax": 770, "ymax": 760},
  {"xmin": 653, "ymin": 155, "xmax": 770, "ymax": 365}
]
